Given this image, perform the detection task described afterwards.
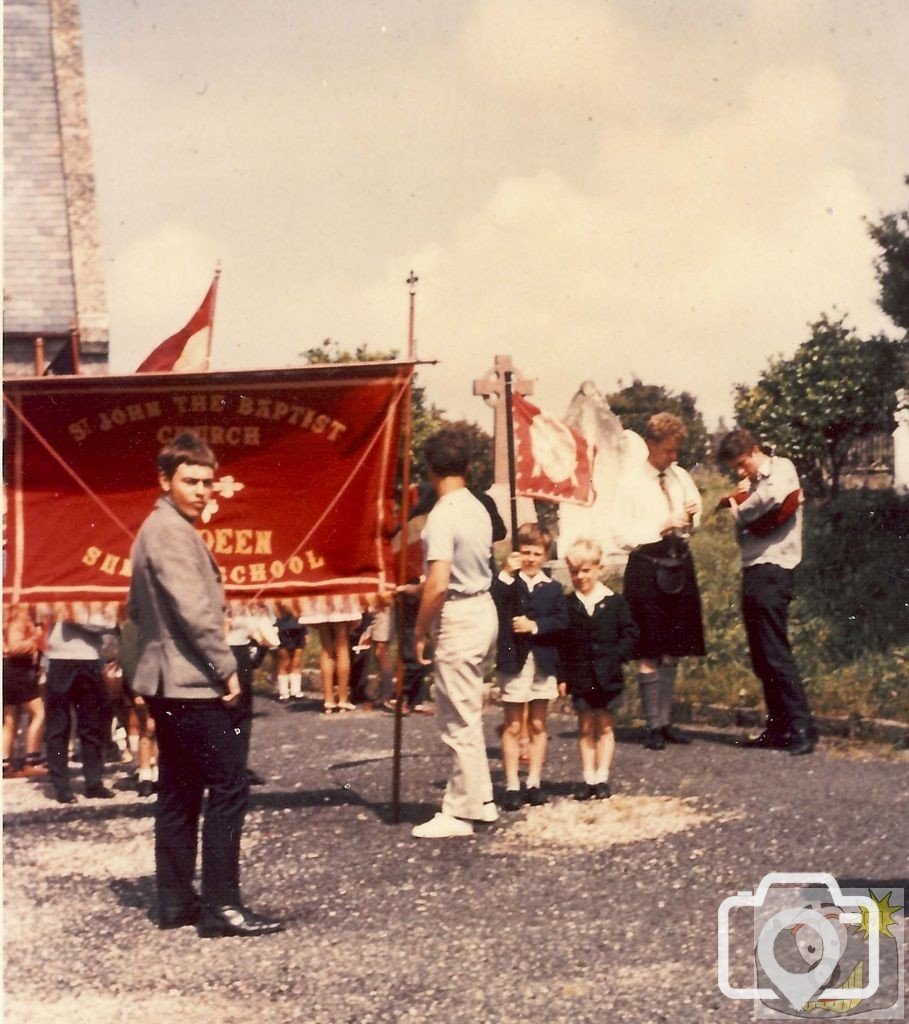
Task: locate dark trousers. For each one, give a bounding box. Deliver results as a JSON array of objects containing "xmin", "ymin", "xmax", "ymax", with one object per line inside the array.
[
  {"xmin": 401, "ymin": 594, "xmax": 429, "ymax": 708},
  {"xmin": 45, "ymin": 660, "xmax": 109, "ymax": 794},
  {"xmin": 229, "ymin": 643, "xmax": 266, "ymax": 766},
  {"xmin": 148, "ymin": 697, "xmax": 249, "ymax": 912},
  {"xmin": 742, "ymin": 563, "xmax": 814, "ymax": 736}
]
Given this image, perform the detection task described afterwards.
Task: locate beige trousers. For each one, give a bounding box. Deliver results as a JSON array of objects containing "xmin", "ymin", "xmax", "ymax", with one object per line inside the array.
[{"xmin": 432, "ymin": 593, "xmax": 498, "ymax": 821}]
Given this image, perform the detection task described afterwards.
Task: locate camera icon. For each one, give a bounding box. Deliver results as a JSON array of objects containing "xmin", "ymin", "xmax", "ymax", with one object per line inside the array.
[{"xmin": 718, "ymin": 872, "xmax": 904, "ymax": 1018}]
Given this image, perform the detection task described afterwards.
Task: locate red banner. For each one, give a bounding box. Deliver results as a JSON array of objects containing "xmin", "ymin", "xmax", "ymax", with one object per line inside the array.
[
  {"xmin": 512, "ymin": 393, "xmax": 596, "ymax": 506},
  {"xmin": 4, "ymin": 363, "xmax": 411, "ymax": 613}
]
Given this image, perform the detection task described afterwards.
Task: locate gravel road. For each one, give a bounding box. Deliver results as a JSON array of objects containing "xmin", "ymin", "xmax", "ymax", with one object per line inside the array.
[{"xmin": 4, "ymin": 697, "xmax": 907, "ymax": 1024}]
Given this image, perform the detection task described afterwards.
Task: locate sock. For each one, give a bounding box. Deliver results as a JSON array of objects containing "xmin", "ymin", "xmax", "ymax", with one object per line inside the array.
[
  {"xmin": 151, "ymin": 764, "xmax": 159, "ymax": 782},
  {"xmin": 290, "ymin": 672, "xmax": 303, "ymax": 697},
  {"xmin": 277, "ymin": 674, "xmax": 291, "ymax": 699},
  {"xmin": 583, "ymin": 768, "xmax": 597, "ymax": 785},
  {"xmin": 526, "ymin": 773, "xmax": 541, "ymax": 789},
  {"xmin": 594, "ymin": 765, "xmax": 610, "ymax": 784},
  {"xmin": 658, "ymin": 662, "xmax": 678, "ymax": 728},
  {"xmin": 138, "ymin": 767, "xmax": 154, "ymax": 782},
  {"xmin": 638, "ymin": 672, "xmax": 661, "ymax": 730}
]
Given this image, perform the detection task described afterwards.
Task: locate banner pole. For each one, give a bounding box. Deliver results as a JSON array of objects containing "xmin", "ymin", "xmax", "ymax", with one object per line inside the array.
[
  {"xmin": 504, "ymin": 369, "xmax": 519, "ymax": 542},
  {"xmin": 34, "ymin": 337, "xmax": 45, "ymax": 375},
  {"xmin": 391, "ymin": 271, "xmax": 418, "ymax": 822},
  {"xmin": 207, "ymin": 262, "xmax": 221, "ymax": 370}
]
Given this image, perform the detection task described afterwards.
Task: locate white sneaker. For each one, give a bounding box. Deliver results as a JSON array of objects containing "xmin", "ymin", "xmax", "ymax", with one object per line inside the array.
[
  {"xmin": 474, "ymin": 800, "xmax": 499, "ymax": 823},
  {"xmin": 411, "ymin": 813, "xmax": 474, "ymax": 839}
]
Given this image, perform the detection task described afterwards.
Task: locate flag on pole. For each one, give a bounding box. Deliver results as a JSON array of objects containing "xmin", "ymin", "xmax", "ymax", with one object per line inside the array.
[
  {"xmin": 136, "ymin": 271, "xmax": 219, "ymax": 373},
  {"xmin": 512, "ymin": 393, "xmax": 596, "ymax": 506}
]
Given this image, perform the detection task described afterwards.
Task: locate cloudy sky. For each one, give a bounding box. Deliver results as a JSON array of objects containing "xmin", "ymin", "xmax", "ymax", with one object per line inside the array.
[{"xmin": 80, "ymin": 0, "xmax": 909, "ymax": 429}]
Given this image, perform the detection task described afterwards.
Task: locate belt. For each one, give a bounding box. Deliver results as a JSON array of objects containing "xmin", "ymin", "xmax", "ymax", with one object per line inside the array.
[{"xmin": 446, "ymin": 589, "xmax": 490, "ymax": 601}]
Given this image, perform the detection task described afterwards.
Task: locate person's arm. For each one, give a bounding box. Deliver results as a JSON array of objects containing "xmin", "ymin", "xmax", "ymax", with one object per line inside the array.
[
  {"xmin": 414, "ymin": 559, "xmax": 451, "ymax": 665},
  {"xmin": 3, "ymin": 618, "xmax": 38, "ymax": 657},
  {"xmin": 521, "ymin": 582, "xmax": 569, "ymax": 637},
  {"xmin": 148, "ymin": 523, "xmax": 237, "ymax": 684},
  {"xmin": 615, "ymin": 598, "xmax": 640, "ymax": 663}
]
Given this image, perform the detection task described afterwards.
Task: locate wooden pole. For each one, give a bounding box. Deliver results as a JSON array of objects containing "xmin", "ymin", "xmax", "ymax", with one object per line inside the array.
[
  {"xmin": 504, "ymin": 369, "xmax": 519, "ymax": 542},
  {"xmin": 34, "ymin": 337, "xmax": 45, "ymax": 375},
  {"xmin": 391, "ymin": 270, "xmax": 418, "ymax": 822},
  {"xmin": 70, "ymin": 322, "xmax": 81, "ymax": 374},
  {"xmin": 207, "ymin": 261, "xmax": 222, "ymax": 370}
]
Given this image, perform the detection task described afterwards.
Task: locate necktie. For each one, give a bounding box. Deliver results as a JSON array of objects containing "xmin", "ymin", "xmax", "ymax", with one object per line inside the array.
[{"xmin": 658, "ymin": 470, "xmax": 673, "ymax": 513}]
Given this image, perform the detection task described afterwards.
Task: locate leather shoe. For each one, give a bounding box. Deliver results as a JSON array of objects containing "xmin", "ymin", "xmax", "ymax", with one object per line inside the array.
[
  {"xmin": 136, "ymin": 779, "xmax": 155, "ymax": 798},
  {"xmin": 158, "ymin": 901, "xmax": 201, "ymax": 930},
  {"xmin": 84, "ymin": 783, "xmax": 115, "ymax": 799},
  {"xmin": 198, "ymin": 904, "xmax": 285, "ymax": 938},
  {"xmin": 246, "ymin": 769, "xmax": 266, "ymax": 786},
  {"xmin": 662, "ymin": 725, "xmax": 691, "ymax": 745},
  {"xmin": 573, "ymin": 782, "xmax": 595, "ymax": 801},
  {"xmin": 501, "ymin": 789, "xmax": 524, "ymax": 812},
  {"xmin": 742, "ymin": 730, "xmax": 791, "ymax": 750},
  {"xmin": 788, "ymin": 729, "xmax": 817, "ymax": 757},
  {"xmin": 526, "ymin": 786, "xmax": 548, "ymax": 807},
  {"xmin": 53, "ymin": 789, "xmax": 77, "ymax": 804},
  {"xmin": 644, "ymin": 729, "xmax": 666, "ymax": 751},
  {"xmin": 593, "ymin": 782, "xmax": 612, "ymax": 800}
]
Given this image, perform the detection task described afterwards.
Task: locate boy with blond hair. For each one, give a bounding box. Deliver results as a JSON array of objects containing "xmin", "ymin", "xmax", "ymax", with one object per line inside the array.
[{"xmin": 559, "ymin": 540, "xmax": 638, "ymax": 800}]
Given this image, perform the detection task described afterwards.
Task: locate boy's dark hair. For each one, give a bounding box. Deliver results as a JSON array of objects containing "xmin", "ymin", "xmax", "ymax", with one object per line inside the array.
[
  {"xmin": 516, "ymin": 522, "xmax": 551, "ymax": 553},
  {"xmin": 424, "ymin": 428, "xmax": 471, "ymax": 478},
  {"xmin": 715, "ymin": 429, "xmax": 760, "ymax": 467},
  {"xmin": 156, "ymin": 431, "xmax": 217, "ymax": 479}
]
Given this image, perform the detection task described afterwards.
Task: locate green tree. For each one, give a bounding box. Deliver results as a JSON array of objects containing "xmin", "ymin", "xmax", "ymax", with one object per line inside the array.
[
  {"xmin": 606, "ymin": 379, "xmax": 709, "ymax": 467},
  {"xmin": 733, "ymin": 316, "xmax": 908, "ymax": 496},
  {"xmin": 867, "ymin": 176, "xmax": 909, "ymax": 335},
  {"xmin": 299, "ymin": 340, "xmax": 493, "ymax": 492}
]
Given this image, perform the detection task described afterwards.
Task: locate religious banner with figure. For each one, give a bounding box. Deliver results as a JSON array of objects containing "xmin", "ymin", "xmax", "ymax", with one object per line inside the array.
[
  {"xmin": 3, "ymin": 362, "xmax": 412, "ymax": 616},
  {"xmin": 511, "ymin": 392, "xmax": 596, "ymax": 506}
]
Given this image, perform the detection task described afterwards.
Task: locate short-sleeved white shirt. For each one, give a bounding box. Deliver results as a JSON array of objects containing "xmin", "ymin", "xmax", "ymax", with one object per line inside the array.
[{"xmin": 422, "ymin": 487, "xmax": 492, "ymax": 594}]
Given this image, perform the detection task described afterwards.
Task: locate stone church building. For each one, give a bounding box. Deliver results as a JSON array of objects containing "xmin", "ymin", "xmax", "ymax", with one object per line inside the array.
[{"xmin": 3, "ymin": 0, "xmax": 109, "ymax": 376}]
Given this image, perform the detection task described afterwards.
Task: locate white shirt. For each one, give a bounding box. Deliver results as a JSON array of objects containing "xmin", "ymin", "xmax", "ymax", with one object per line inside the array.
[
  {"xmin": 730, "ymin": 455, "xmax": 803, "ymax": 569},
  {"xmin": 613, "ymin": 461, "xmax": 702, "ymax": 550},
  {"xmin": 575, "ymin": 581, "xmax": 613, "ymax": 616},
  {"xmin": 423, "ymin": 487, "xmax": 492, "ymax": 594}
]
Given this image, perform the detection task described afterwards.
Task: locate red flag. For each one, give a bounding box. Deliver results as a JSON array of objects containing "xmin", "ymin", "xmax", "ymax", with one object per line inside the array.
[
  {"xmin": 136, "ymin": 274, "xmax": 218, "ymax": 373},
  {"xmin": 512, "ymin": 393, "xmax": 596, "ymax": 506}
]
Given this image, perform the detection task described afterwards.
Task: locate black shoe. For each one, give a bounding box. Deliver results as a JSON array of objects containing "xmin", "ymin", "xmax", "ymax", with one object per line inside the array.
[
  {"xmin": 136, "ymin": 779, "xmax": 155, "ymax": 798},
  {"xmin": 197, "ymin": 904, "xmax": 285, "ymax": 938},
  {"xmin": 246, "ymin": 769, "xmax": 266, "ymax": 786},
  {"xmin": 526, "ymin": 786, "xmax": 548, "ymax": 807},
  {"xmin": 788, "ymin": 729, "xmax": 817, "ymax": 757},
  {"xmin": 573, "ymin": 783, "xmax": 595, "ymax": 801},
  {"xmin": 742, "ymin": 730, "xmax": 791, "ymax": 750},
  {"xmin": 53, "ymin": 789, "xmax": 77, "ymax": 804},
  {"xmin": 593, "ymin": 782, "xmax": 612, "ymax": 800},
  {"xmin": 662, "ymin": 725, "xmax": 691, "ymax": 745},
  {"xmin": 84, "ymin": 783, "xmax": 115, "ymax": 799},
  {"xmin": 158, "ymin": 901, "xmax": 202, "ymax": 930},
  {"xmin": 644, "ymin": 729, "xmax": 666, "ymax": 751},
  {"xmin": 501, "ymin": 789, "xmax": 524, "ymax": 812}
]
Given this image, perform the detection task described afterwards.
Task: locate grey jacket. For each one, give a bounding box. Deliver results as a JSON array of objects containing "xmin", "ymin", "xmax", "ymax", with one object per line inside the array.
[{"xmin": 128, "ymin": 495, "xmax": 237, "ymax": 699}]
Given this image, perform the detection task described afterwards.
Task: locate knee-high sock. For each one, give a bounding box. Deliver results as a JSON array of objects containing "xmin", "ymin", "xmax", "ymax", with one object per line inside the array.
[
  {"xmin": 657, "ymin": 661, "xmax": 677, "ymax": 728},
  {"xmin": 638, "ymin": 672, "xmax": 661, "ymax": 731}
]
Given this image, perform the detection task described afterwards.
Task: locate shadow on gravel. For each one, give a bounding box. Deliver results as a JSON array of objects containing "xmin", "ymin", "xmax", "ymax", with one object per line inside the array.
[{"xmin": 838, "ymin": 877, "xmax": 909, "ymax": 891}]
